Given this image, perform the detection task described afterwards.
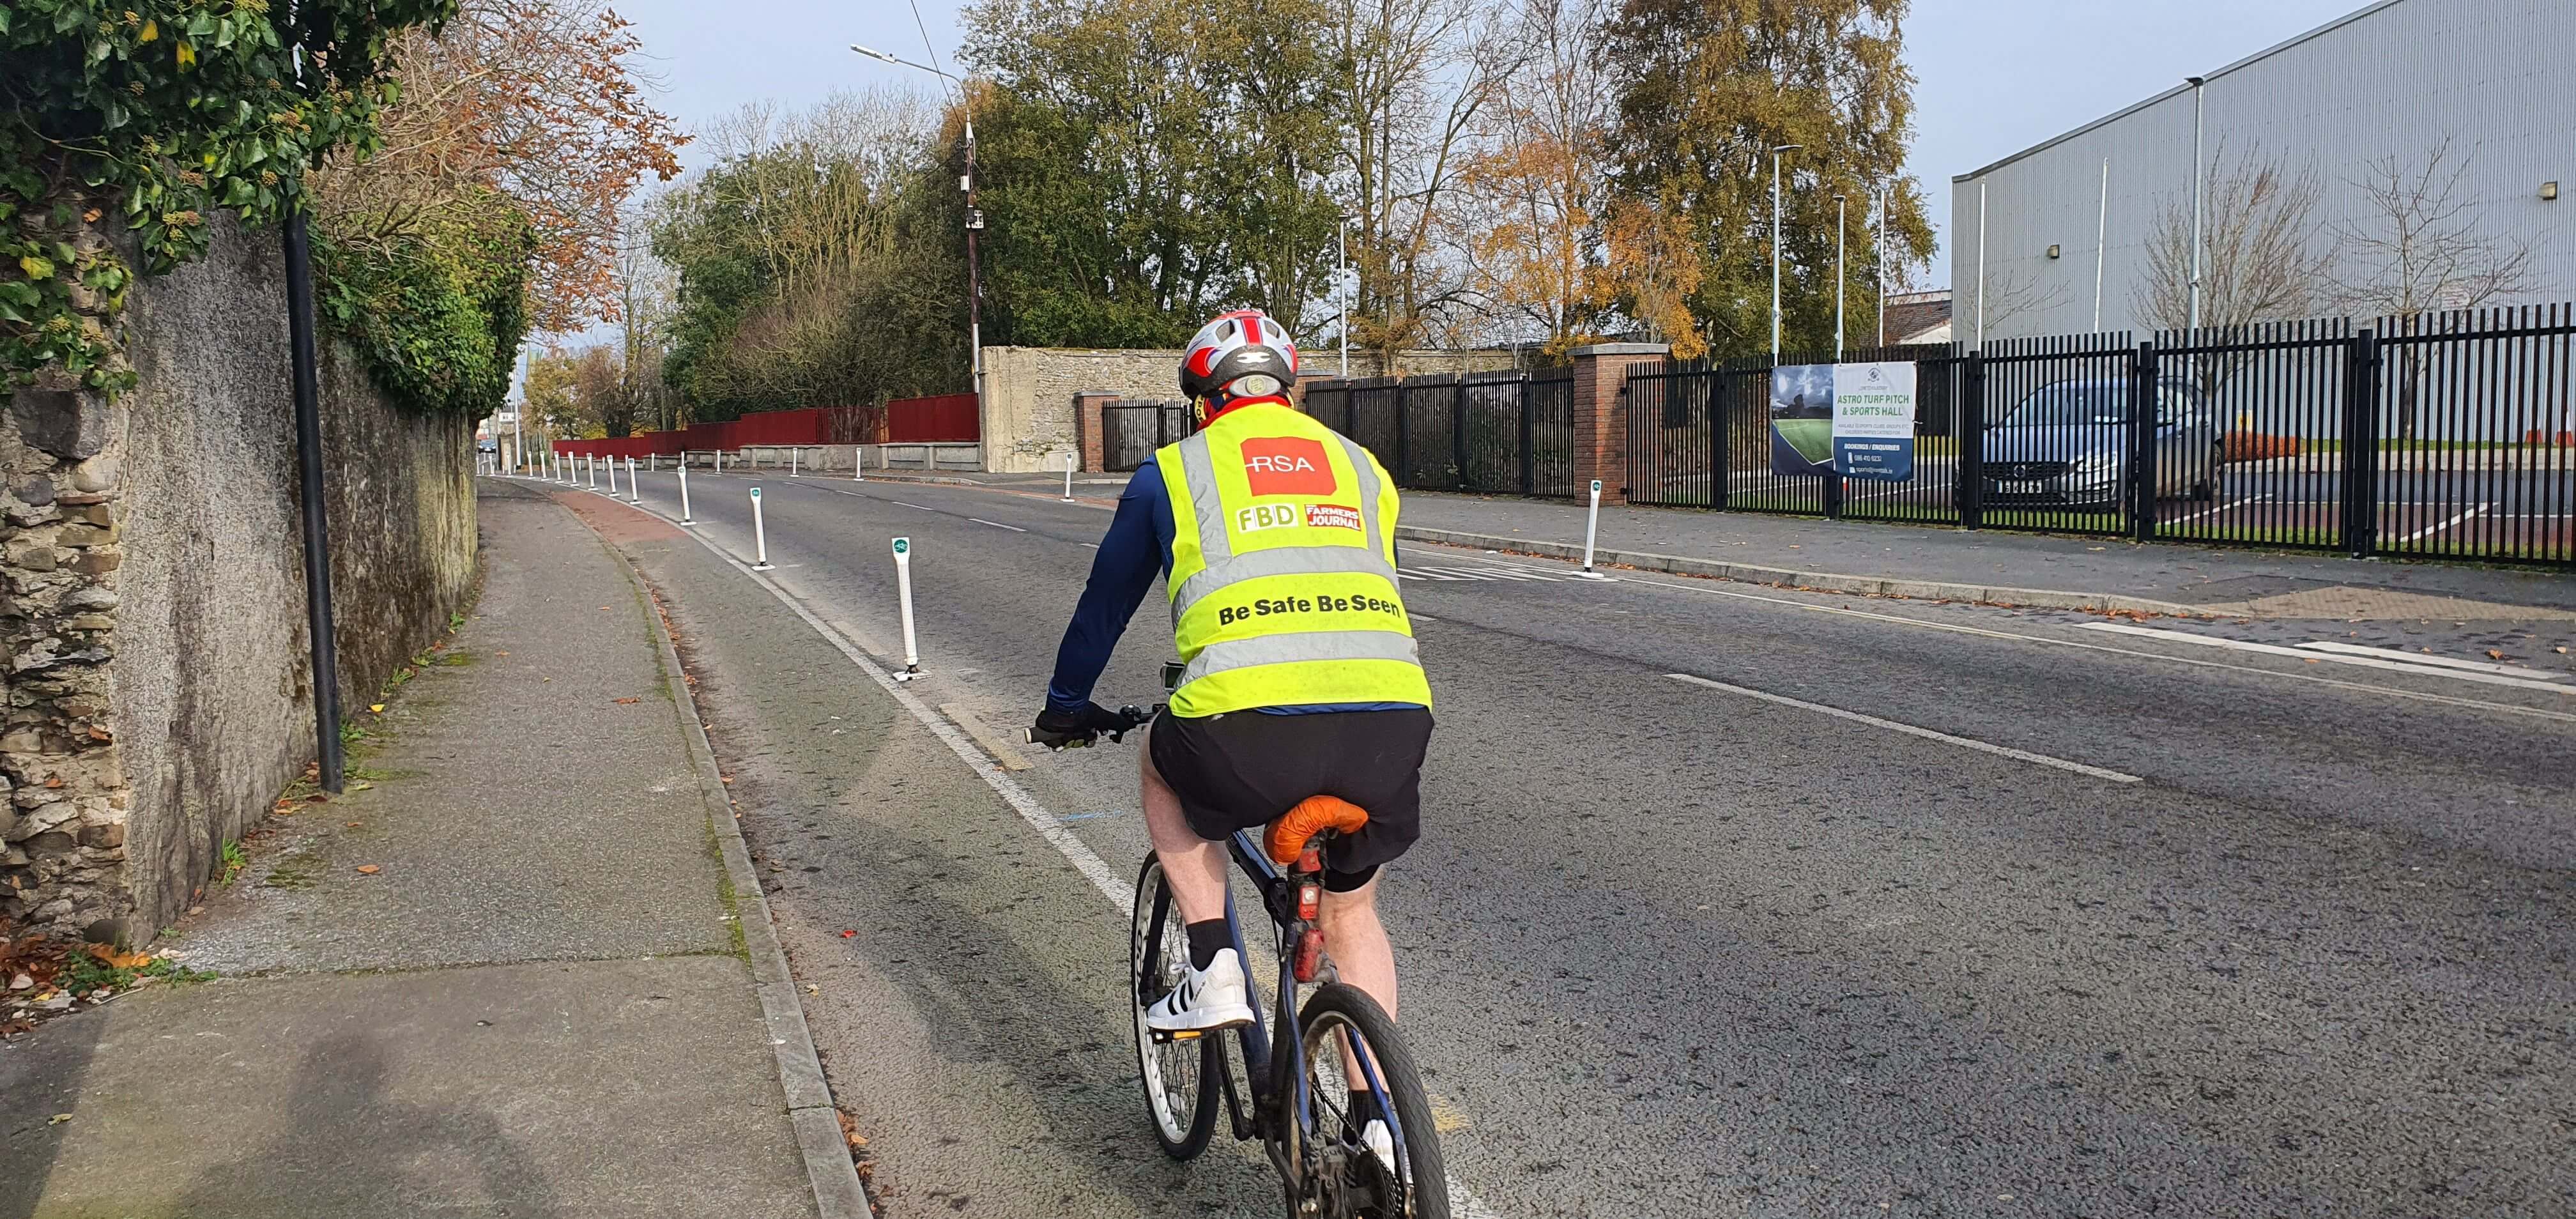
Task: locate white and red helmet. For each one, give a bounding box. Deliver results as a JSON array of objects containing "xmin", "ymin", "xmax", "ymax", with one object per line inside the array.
[{"xmin": 1181, "ymin": 309, "xmax": 1299, "ymax": 425}]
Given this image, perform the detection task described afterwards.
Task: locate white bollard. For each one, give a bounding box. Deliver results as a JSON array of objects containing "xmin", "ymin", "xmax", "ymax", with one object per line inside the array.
[
  {"xmin": 1577, "ymin": 477, "xmax": 1613, "ymax": 580},
  {"xmin": 678, "ymin": 464, "xmax": 694, "ymax": 525},
  {"xmin": 749, "ymin": 487, "xmax": 774, "ymax": 570},
  {"xmin": 715, "ymin": 450, "xmax": 724, "ymax": 475},
  {"xmin": 789, "ymin": 447, "xmax": 800, "ymax": 478},
  {"xmin": 1062, "ymin": 452, "xmax": 1077, "ymax": 502},
  {"xmin": 854, "ymin": 445, "xmax": 866, "ymax": 482},
  {"xmin": 606, "ymin": 452, "xmax": 620, "ymax": 497},
  {"xmin": 627, "ymin": 456, "xmax": 641, "ymax": 503},
  {"xmin": 890, "ymin": 536, "xmax": 923, "ymax": 680}
]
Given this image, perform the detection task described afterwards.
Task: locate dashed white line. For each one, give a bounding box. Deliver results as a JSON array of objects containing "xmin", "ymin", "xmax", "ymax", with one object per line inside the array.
[
  {"xmin": 891, "ymin": 500, "xmax": 931, "ymax": 510},
  {"xmin": 1665, "ymin": 673, "xmax": 2143, "ymax": 783},
  {"xmin": 2398, "ymin": 502, "xmax": 2488, "ymax": 543},
  {"xmin": 969, "ymin": 518, "xmax": 1029, "ymax": 532}
]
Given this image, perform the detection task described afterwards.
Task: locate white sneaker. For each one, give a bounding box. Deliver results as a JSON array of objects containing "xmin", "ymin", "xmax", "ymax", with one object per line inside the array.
[
  {"xmin": 1144, "ymin": 947, "xmax": 1255, "ymax": 1032},
  {"xmin": 1361, "ymin": 1118, "xmax": 1398, "ymax": 1176}
]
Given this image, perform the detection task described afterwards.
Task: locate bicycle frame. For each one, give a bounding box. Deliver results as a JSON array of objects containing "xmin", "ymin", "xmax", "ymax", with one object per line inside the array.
[{"xmin": 1162, "ymin": 827, "xmax": 1409, "ymax": 1198}]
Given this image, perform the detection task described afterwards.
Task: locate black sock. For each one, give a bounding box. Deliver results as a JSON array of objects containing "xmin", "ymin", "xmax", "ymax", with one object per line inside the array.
[{"xmin": 1184, "ymin": 919, "xmax": 1231, "ymax": 970}]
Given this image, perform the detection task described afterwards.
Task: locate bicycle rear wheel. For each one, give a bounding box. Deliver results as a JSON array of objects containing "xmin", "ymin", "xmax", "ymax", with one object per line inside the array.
[
  {"xmin": 1131, "ymin": 857, "xmax": 1220, "ymax": 1159},
  {"xmin": 1296, "ymin": 983, "xmax": 1448, "ymax": 1219}
]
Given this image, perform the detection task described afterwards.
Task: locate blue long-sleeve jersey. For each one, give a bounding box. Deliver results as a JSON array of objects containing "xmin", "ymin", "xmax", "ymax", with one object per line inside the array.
[{"xmin": 1045, "ymin": 461, "xmax": 1411, "ymax": 716}]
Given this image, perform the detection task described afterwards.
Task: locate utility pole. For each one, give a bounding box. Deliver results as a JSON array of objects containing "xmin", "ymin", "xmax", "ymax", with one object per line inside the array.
[
  {"xmin": 1771, "ymin": 144, "xmax": 1801, "ymax": 357},
  {"xmin": 1876, "ymin": 187, "xmax": 1889, "ymax": 346},
  {"xmin": 855, "ymin": 43, "xmax": 981, "ymax": 396}
]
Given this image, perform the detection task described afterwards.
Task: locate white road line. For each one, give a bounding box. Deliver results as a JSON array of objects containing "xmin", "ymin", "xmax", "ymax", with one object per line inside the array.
[
  {"xmin": 969, "ymin": 518, "xmax": 1029, "ymax": 532},
  {"xmin": 1567, "ymin": 565, "xmax": 2576, "ymax": 725},
  {"xmin": 1666, "ymin": 673, "xmax": 2143, "ymax": 783},
  {"xmin": 2296, "ymin": 640, "xmax": 2566, "ymax": 680},
  {"xmin": 1417, "ymin": 567, "xmax": 1501, "ymax": 581},
  {"xmin": 570, "ymin": 491, "xmax": 1506, "ymax": 1219},
  {"xmin": 891, "ymin": 500, "xmax": 931, "ymax": 510},
  {"xmin": 2398, "ymin": 502, "xmax": 2488, "ymax": 543},
  {"xmin": 1397, "ymin": 567, "xmax": 1464, "ymax": 581},
  {"xmin": 2077, "ymin": 622, "xmax": 2575, "ymax": 695},
  {"xmin": 1080, "ymin": 542, "xmax": 1100, "ymax": 549},
  {"xmin": 2163, "ymin": 492, "xmax": 2268, "ymax": 526}
]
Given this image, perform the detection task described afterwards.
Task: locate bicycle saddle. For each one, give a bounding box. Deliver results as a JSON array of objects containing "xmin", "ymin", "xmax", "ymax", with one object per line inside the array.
[{"xmin": 1264, "ymin": 795, "xmax": 1370, "ymax": 866}]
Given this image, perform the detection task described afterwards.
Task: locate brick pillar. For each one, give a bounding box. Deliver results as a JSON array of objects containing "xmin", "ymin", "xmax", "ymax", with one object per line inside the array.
[
  {"xmin": 1568, "ymin": 342, "xmax": 1669, "ymax": 505},
  {"xmin": 1074, "ymin": 390, "xmax": 1118, "ymax": 472}
]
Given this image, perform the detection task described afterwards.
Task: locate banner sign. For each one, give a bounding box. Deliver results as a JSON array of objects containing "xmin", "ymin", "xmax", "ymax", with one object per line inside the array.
[{"xmin": 1768, "ymin": 362, "xmax": 1917, "ymax": 482}]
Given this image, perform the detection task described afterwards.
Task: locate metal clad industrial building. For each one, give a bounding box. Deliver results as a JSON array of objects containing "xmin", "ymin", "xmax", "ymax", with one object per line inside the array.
[{"xmin": 1950, "ymin": 0, "xmax": 2570, "ymax": 343}]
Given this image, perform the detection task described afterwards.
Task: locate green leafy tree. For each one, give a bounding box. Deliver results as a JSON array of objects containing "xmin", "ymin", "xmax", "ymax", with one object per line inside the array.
[
  {"xmin": 964, "ymin": 0, "xmax": 1344, "ymax": 346},
  {"xmin": 1598, "ymin": 0, "xmax": 1934, "ymax": 360}
]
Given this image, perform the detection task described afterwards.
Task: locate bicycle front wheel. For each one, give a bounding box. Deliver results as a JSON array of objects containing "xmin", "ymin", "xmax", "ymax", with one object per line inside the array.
[
  {"xmin": 1131, "ymin": 857, "xmax": 1220, "ymax": 1159},
  {"xmin": 1297, "ymin": 983, "xmax": 1449, "ymax": 1219}
]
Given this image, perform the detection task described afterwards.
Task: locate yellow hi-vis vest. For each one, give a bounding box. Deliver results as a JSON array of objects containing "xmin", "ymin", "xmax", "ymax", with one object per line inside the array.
[{"xmin": 1156, "ymin": 403, "xmax": 1432, "ymax": 718}]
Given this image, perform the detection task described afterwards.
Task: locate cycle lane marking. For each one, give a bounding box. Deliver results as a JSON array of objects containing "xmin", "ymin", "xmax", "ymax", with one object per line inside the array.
[
  {"xmin": 584, "ymin": 489, "xmax": 1510, "ymax": 1219},
  {"xmin": 2078, "ymin": 622, "xmax": 2575, "ymax": 696},
  {"xmin": 1664, "ymin": 673, "xmax": 2143, "ymax": 783}
]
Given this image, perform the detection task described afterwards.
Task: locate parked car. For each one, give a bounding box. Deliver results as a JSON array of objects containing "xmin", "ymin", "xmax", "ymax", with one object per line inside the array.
[{"xmin": 1983, "ymin": 378, "xmax": 2224, "ymax": 507}]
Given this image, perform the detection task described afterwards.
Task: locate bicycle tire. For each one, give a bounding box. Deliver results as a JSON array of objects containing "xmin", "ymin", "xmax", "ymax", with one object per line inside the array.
[
  {"xmin": 1296, "ymin": 983, "xmax": 1450, "ymax": 1219},
  {"xmin": 1131, "ymin": 857, "xmax": 1220, "ymax": 1160}
]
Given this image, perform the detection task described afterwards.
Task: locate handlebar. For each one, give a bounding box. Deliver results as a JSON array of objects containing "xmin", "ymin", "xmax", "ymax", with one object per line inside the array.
[{"xmin": 1023, "ymin": 703, "xmax": 1162, "ymax": 751}]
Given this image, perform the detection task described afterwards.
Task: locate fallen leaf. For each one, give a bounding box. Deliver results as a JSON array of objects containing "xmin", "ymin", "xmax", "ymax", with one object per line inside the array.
[
  {"xmin": 599, "ymin": 606, "xmax": 611, "ymax": 611},
  {"xmin": 346, "ymin": 821, "xmax": 362, "ymax": 828},
  {"xmin": 613, "ymin": 697, "xmax": 641, "ymax": 705},
  {"xmin": 497, "ymin": 651, "xmax": 510, "ymax": 657},
  {"xmin": 355, "ymin": 864, "xmax": 382, "ymax": 875},
  {"xmin": 49, "ymin": 1114, "xmax": 71, "ymax": 1125},
  {"xmin": 85, "ymin": 944, "xmax": 153, "ymax": 970},
  {"xmin": 369, "ymin": 703, "xmax": 386, "ymax": 714},
  {"xmin": 2556, "ymin": 647, "xmax": 2568, "ymax": 655},
  {"xmin": 305, "ymin": 794, "xmax": 328, "ymax": 804},
  {"xmin": 2485, "ymin": 650, "xmax": 2504, "ymax": 661},
  {"xmin": 43, "ymin": 778, "xmax": 62, "ymax": 789},
  {"xmin": 839, "ymin": 930, "xmax": 856, "ymax": 938}
]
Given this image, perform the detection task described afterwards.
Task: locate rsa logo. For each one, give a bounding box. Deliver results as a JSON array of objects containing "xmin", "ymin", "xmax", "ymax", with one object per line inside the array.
[{"xmin": 1241, "ymin": 436, "xmax": 1337, "ymax": 496}]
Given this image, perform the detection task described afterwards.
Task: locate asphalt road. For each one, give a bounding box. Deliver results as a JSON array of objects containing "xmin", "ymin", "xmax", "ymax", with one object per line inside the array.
[{"xmin": 570, "ymin": 468, "xmax": 2573, "ymax": 1217}]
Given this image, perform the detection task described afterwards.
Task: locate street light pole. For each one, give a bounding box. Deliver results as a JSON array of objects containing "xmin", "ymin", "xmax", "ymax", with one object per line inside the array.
[
  {"xmin": 1876, "ymin": 187, "xmax": 1889, "ymax": 346},
  {"xmin": 1771, "ymin": 144, "xmax": 1800, "ymax": 358},
  {"xmin": 1338, "ymin": 216, "xmax": 1349, "ymax": 378},
  {"xmin": 2186, "ymin": 75, "xmax": 2207, "ymax": 335},
  {"xmin": 1834, "ymin": 193, "xmax": 1847, "ymax": 360}
]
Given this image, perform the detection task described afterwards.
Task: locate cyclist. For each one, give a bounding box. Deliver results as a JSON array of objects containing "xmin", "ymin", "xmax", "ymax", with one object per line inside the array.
[{"xmin": 1035, "ymin": 308, "xmax": 1432, "ymax": 1156}]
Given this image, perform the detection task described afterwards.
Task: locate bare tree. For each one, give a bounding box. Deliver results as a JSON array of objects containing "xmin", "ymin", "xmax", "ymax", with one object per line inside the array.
[
  {"xmin": 2136, "ymin": 143, "xmax": 2335, "ymax": 332},
  {"xmin": 1966, "ymin": 267, "xmax": 2072, "ymax": 344},
  {"xmin": 1335, "ymin": 0, "xmax": 1524, "ymax": 368},
  {"xmin": 2330, "ymin": 139, "xmax": 2540, "ymax": 440}
]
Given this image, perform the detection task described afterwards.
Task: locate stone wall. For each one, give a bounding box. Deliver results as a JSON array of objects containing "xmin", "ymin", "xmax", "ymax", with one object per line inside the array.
[
  {"xmin": 980, "ymin": 344, "xmax": 1524, "ymax": 473},
  {"xmin": 1, "ymin": 217, "xmax": 477, "ymax": 942}
]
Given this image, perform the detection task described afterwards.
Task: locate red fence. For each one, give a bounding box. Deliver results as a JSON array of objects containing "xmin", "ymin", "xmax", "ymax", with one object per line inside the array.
[
  {"xmin": 548, "ymin": 397, "xmax": 979, "ymax": 459},
  {"xmin": 888, "ymin": 393, "xmax": 979, "ymax": 442},
  {"xmin": 550, "ymin": 396, "xmax": 981, "ymax": 459}
]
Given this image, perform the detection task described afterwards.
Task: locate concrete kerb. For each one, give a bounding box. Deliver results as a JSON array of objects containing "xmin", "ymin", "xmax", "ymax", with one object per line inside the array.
[
  {"xmin": 585, "ymin": 503, "xmax": 876, "ymax": 1219},
  {"xmin": 1394, "ymin": 525, "xmax": 2217, "ymax": 618}
]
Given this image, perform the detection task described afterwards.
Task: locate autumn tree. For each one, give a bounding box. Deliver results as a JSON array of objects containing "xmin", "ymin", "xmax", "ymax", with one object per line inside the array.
[
  {"xmin": 1598, "ymin": 0, "xmax": 1933, "ymax": 362},
  {"xmin": 1451, "ymin": 0, "xmax": 1618, "ymax": 353},
  {"xmin": 310, "ymin": 0, "xmax": 687, "ymax": 333}
]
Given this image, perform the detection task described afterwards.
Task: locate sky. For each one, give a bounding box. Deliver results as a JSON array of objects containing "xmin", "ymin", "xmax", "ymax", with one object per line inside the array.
[{"xmin": 608, "ymin": 0, "xmax": 2368, "ymax": 289}]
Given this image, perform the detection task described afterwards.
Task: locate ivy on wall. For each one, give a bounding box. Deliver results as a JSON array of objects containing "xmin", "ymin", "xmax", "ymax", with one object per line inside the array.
[
  {"xmin": 1, "ymin": 0, "xmax": 459, "ymax": 395},
  {"xmin": 314, "ymin": 190, "xmax": 532, "ymax": 418}
]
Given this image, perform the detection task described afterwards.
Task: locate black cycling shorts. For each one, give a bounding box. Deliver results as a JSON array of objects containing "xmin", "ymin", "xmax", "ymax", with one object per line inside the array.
[{"xmin": 1147, "ymin": 707, "xmax": 1433, "ymax": 887}]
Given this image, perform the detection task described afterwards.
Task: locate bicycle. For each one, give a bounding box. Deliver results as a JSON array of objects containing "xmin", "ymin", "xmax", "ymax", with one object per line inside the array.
[{"xmin": 1029, "ymin": 702, "xmax": 1450, "ymax": 1219}]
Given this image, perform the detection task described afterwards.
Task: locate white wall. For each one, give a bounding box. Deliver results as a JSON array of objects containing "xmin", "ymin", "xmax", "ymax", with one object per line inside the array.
[{"xmin": 1951, "ymin": 0, "xmax": 2572, "ymax": 342}]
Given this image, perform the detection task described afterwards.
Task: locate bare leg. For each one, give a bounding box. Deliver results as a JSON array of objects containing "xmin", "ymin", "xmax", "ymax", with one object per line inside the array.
[
  {"xmin": 1321, "ymin": 877, "xmax": 1398, "ymax": 1096},
  {"xmin": 1142, "ymin": 734, "xmax": 1227, "ymax": 925}
]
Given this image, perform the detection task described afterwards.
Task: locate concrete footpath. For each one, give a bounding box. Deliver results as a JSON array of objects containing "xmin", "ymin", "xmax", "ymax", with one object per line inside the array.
[
  {"xmin": 0, "ymin": 481, "xmax": 866, "ymax": 1219},
  {"xmin": 859, "ymin": 468, "xmax": 2576, "ymax": 620}
]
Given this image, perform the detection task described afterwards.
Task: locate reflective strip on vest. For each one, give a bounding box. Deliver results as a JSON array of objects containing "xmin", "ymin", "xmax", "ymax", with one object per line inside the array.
[{"xmin": 1177, "ymin": 629, "xmax": 1422, "ymax": 687}]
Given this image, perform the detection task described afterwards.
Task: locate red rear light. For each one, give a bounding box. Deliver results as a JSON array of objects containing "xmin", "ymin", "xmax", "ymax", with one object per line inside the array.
[
  {"xmin": 1296, "ymin": 843, "xmax": 1324, "ymax": 875},
  {"xmin": 1292, "ymin": 928, "xmax": 1325, "ymax": 983},
  {"xmin": 1296, "ymin": 881, "xmax": 1321, "ymax": 921}
]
